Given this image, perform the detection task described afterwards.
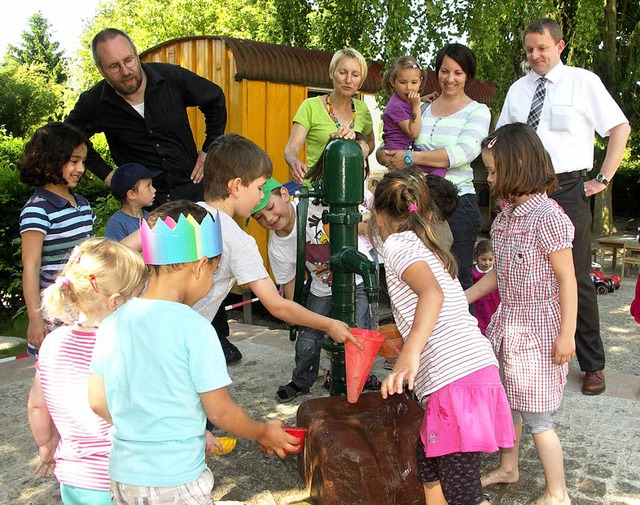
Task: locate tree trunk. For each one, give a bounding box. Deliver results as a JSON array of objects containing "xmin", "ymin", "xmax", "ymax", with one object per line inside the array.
[
  {"xmin": 593, "ymin": 186, "xmax": 614, "ymax": 238},
  {"xmin": 592, "ymin": 0, "xmax": 617, "ymax": 237}
]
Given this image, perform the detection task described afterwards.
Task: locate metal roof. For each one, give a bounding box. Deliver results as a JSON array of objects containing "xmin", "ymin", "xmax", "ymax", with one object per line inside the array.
[{"xmin": 141, "ymin": 36, "xmax": 495, "ymax": 103}]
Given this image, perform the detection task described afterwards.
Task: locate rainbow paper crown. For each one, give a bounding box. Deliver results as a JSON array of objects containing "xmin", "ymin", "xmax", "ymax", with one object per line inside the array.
[{"xmin": 141, "ymin": 211, "xmax": 222, "ymax": 265}]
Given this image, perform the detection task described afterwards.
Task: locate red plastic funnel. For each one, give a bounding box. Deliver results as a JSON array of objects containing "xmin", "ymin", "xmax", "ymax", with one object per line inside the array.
[{"xmin": 346, "ymin": 328, "xmax": 385, "ymax": 403}]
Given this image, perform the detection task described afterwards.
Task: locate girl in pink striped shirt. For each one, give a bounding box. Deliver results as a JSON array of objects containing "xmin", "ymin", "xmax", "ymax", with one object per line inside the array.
[
  {"xmin": 373, "ymin": 169, "xmax": 514, "ymax": 505},
  {"xmin": 28, "ymin": 238, "xmax": 147, "ymax": 505}
]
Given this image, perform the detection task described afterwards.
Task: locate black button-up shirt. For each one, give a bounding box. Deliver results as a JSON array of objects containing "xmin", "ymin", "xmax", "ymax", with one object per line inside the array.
[{"xmin": 66, "ymin": 62, "xmax": 226, "ymax": 200}]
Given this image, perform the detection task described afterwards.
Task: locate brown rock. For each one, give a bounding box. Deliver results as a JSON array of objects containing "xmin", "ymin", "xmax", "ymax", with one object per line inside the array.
[{"xmin": 297, "ymin": 392, "xmax": 426, "ymax": 505}]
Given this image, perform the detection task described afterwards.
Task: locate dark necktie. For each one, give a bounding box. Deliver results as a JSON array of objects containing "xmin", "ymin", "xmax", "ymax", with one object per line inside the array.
[{"xmin": 527, "ymin": 76, "xmax": 547, "ymax": 130}]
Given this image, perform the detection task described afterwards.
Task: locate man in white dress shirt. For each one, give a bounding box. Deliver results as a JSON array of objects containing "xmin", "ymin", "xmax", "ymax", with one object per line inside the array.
[{"xmin": 496, "ymin": 18, "xmax": 630, "ymax": 396}]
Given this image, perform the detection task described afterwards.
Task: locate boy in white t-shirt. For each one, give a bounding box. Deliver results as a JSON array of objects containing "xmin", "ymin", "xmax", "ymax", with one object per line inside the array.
[
  {"xmin": 252, "ymin": 140, "xmax": 380, "ymax": 402},
  {"xmin": 191, "ymin": 133, "xmax": 360, "ymax": 367},
  {"xmin": 250, "ymin": 178, "xmax": 297, "ymax": 300}
]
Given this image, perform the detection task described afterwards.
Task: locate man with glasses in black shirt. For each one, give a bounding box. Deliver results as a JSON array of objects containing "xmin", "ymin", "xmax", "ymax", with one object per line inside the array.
[
  {"xmin": 67, "ymin": 29, "xmax": 241, "ymax": 364},
  {"xmin": 67, "ymin": 28, "xmax": 227, "ymax": 206}
]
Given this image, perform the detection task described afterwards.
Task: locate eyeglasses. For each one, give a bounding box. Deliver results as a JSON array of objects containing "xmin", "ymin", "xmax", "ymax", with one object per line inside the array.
[{"xmin": 104, "ymin": 56, "xmax": 138, "ymax": 75}]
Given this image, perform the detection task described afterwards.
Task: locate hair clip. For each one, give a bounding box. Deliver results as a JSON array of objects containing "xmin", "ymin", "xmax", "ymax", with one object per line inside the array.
[
  {"xmin": 407, "ymin": 204, "xmax": 419, "ymax": 213},
  {"xmin": 55, "ymin": 276, "xmax": 71, "ymax": 288},
  {"xmin": 409, "ymin": 61, "xmax": 422, "ymax": 70},
  {"xmin": 88, "ymin": 274, "xmax": 99, "ymax": 293},
  {"xmin": 486, "ymin": 136, "xmax": 498, "ymax": 149},
  {"xmin": 68, "ymin": 246, "xmax": 82, "ymax": 264}
]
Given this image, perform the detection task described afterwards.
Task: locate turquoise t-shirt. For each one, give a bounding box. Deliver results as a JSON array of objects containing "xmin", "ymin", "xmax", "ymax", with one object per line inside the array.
[
  {"xmin": 91, "ymin": 298, "xmax": 231, "ymax": 487},
  {"xmin": 293, "ymin": 96, "xmax": 373, "ymax": 168}
]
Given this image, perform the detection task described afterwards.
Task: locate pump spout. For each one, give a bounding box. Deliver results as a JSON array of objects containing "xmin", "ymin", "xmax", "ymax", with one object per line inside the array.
[{"xmin": 333, "ymin": 248, "xmax": 378, "ymax": 304}]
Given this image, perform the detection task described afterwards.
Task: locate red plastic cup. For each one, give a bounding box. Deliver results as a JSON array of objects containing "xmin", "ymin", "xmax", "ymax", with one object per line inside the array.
[
  {"xmin": 345, "ymin": 328, "xmax": 386, "ymax": 403},
  {"xmin": 260, "ymin": 426, "xmax": 308, "ymax": 455},
  {"xmin": 284, "ymin": 426, "xmax": 308, "ymax": 454},
  {"xmin": 377, "ymin": 323, "xmax": 404, "ymax": 359}
]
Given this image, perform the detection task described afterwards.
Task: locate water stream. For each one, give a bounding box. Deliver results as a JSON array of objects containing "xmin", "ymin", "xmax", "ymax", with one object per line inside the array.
[{"xmin": 369, "ymin": 302, "xmax": 379, "ymax": 332}]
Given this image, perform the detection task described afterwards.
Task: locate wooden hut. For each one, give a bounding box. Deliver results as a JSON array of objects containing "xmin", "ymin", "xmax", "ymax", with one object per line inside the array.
[{"xmin": 140, "ymin": 36, "xmax": 497, "ymax": 273}]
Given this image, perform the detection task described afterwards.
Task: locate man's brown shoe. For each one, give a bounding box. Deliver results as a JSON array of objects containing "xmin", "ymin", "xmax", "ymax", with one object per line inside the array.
[{"xmin": 582, "ymin": 370, "xmax": 606, "ymax": 395}]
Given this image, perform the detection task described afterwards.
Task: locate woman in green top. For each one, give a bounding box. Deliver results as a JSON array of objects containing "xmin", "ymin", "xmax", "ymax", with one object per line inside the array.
[{"xmin": 285, "ymin": 47, "xmax": 375, "ymax": 184}]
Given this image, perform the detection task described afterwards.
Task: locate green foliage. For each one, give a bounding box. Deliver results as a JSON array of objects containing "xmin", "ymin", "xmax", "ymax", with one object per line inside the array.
[
  {"xmin": 0, "ymin": 12, "xmax": 72, "ymax": 137},
  {"xmin": 0, "ymin": 63, "xmax": 64, "ymax": 138},
  {"xmin": 75, "ymin": 0, "xmax": 283, "ymax": 90},
  {"xmin": 4, "ymin": 12, "xmax": 68, "ymax": 84},
  {"xmin": 0, "ymin": 130, "xmax": 32, "ymax": 319}
]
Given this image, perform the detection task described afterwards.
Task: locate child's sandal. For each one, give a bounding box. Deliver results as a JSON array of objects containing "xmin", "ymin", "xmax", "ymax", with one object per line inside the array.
[
  {"xmin": 363, "ymin": 374, "xmax": 382, "ymax": 391},
  {"xmin": 276, "ymin": 382, "xmax": 309, "ymax": 403}
]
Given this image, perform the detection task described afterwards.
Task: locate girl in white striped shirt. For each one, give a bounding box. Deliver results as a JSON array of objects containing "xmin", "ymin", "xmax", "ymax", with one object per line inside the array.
[{"xmin": 373, "ymin": 169, "xmax": 514, "ymax": 505}]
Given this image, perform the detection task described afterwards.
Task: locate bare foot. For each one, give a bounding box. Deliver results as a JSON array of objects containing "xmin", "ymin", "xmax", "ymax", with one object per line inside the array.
[
  {"xmin": 528, "ymin": 494, "xmax": 571, "ymax": 505},
  {"xmin": 480, "ymin": 467, "xmax": 519, "ymax": 487}
]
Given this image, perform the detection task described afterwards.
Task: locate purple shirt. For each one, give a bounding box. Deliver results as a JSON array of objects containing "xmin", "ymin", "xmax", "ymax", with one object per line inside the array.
[{"xmin": 382, "ymin": 92, "xmax": 414, "ymax": 150}]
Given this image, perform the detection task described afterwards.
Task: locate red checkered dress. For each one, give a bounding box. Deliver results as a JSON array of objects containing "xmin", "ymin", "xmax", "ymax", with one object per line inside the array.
[{"xmin": 487, "ymin": 193, "xmax": 574, "ymax": 412}]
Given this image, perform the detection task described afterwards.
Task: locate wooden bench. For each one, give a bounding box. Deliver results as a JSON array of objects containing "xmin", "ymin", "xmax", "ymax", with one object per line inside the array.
[{"xmin": 595, "ymin": 235, "xmax": 637, "ymax": 270}]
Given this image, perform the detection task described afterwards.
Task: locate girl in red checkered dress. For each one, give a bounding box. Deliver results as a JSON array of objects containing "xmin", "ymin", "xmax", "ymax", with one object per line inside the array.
[{"xmin": 466, "ymin": 123, "xmax": 577, "ymax": 505}]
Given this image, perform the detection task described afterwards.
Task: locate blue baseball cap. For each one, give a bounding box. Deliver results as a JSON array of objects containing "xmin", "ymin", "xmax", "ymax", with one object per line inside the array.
[{"xmin": 110, "ymin": 163, "xmax": 162, "ymax": 200}]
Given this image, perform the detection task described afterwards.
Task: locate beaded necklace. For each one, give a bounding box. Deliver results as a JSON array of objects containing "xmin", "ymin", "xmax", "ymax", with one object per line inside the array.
[{"xmin": 326, "ymin": 94, "xmax": 356, "ymax": 129}]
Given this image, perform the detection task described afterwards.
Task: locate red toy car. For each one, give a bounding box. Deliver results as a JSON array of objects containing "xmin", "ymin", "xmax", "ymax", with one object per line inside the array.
[{"xmin": 590, "ymin": 263, "xmax": 621, "ymax": 295}]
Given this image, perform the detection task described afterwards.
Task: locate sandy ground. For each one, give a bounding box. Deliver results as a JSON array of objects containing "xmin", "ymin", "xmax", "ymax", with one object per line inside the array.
[{"xmin": 1, "ymin": 265, "xmax": 638, "ymax": 505}]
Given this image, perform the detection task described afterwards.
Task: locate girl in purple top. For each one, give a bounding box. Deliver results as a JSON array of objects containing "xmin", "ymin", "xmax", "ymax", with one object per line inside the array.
[{"xmin": 382, "ymin": 57, "xmax": 445, "ymax": 177}]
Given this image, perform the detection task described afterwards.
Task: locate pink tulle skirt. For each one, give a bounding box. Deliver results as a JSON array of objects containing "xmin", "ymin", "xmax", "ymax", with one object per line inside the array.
[{"xmin": 420, "ymin": 365, "xmax": 515, "ymax": 458}]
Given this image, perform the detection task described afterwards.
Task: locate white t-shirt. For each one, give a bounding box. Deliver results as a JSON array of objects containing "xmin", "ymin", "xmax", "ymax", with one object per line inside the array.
[
  {"xmin": 383, "ymin": 230, "xmax": 497, "ymax": 401},
  {"xmin": 496, "ymin": 62, "xmax": 628, "ymax": 173},
  {"xmin": 305, "ymin": 201, "xmax": 371, "ymax": 298},
  {"xmin": 193, "ymin": 203, "xmax": 269, "ymax": 321},
  {"xmin": 268, "ymin": 200, "xmax": 297, "ymax": 286}
]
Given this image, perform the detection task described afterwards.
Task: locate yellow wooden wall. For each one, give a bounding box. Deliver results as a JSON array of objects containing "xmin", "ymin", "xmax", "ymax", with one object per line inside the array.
[{"xmin": 141, "ymin": 38, "xmax": 307, "ymax": 274}]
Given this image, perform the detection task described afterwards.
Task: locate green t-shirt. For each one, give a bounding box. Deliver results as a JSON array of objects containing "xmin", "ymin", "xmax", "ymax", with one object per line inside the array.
[{"xmin": 292, "ymin": 96, "xmax": 373, "ymax": 168}]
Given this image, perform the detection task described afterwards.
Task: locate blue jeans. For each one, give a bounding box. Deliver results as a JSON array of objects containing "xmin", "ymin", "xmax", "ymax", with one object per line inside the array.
[
  {"xmin": 448, "ymin": 193, "xmax": 481, "ymax": 291},
  {"xmin": 291, "ymin": 284, "xmax": 371, "ymax": 389}
]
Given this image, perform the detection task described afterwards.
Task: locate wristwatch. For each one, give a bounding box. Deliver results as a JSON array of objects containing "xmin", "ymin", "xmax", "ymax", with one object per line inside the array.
[
  {"xmin": 595, "ymin": 173, "xmax": 610, "ymax": 186},
  {"xmin": 404, "ymin": 150, "xmax": 414, "ymax": 167}
]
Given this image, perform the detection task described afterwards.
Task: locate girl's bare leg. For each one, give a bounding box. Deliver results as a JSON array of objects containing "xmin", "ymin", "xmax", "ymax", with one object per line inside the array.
[
  {"xmin": 424, "ymin": 481, "xmax": 448, "ymax": 505},
  {"xmin": 528, "ymin": 429, "xmax": 571, "ymax": 505},
  {"xmin": 481, "ymin": 422, "xmax": 522, "ymax": 486}
]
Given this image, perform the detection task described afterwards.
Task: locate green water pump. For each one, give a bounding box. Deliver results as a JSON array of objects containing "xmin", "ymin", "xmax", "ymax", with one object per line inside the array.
[{"xmin": 292, "ymin": 138, "xmax": 378, "ymax": 396}]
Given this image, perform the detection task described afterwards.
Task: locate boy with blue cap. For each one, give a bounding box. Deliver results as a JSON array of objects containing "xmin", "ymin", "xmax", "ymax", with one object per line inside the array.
[{"xmin": 105, "ymin": 162, "xmax": 161, "ymax": 241}]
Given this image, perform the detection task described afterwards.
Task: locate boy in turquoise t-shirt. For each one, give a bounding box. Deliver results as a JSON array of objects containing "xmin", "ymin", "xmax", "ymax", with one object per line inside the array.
[{"xmin": 89, "ymin": 200, "xmax": 298, "ymax": 503}]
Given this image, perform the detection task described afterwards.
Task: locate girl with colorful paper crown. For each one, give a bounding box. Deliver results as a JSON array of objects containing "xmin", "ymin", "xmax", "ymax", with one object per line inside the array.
[
  {"xmin": 373, "ymin": 168, "xmax": 514, "ymax": 505},
  {"xmin": 467, "ymin": 123, "xmax": 577, "ymax": 505},
  {"xmin": 28, "ymin": 237, "xmax": 146, "ymax": 505}
]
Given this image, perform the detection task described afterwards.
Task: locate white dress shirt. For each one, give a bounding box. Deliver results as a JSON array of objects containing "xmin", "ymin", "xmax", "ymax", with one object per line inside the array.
[{"xmin": 496, "ymin": 62, "xmax": 628, "ymax": 173}]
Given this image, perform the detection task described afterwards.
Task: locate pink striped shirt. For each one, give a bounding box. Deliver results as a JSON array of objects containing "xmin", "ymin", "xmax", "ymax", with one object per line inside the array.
[
  {"xmin": 38, "ymin": 325, "xmax": 111, "ymax": 490},
  {"xmin": 383, "ymin": 231, "xmax": 498, "ymax": 401}
]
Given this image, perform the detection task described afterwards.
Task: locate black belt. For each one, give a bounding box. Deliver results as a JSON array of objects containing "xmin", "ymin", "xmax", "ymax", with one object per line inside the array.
[{"xmin": 556, "ymin": 169, "xmax": 587, "ymax": 181}]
